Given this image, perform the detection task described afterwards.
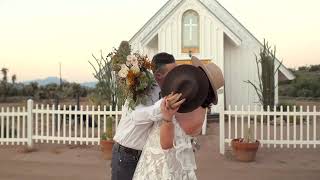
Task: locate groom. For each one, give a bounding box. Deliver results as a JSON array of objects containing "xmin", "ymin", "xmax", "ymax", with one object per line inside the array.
[{"xmin": 111, "ymin": 52, "xmax": 184, "ymax": 180}]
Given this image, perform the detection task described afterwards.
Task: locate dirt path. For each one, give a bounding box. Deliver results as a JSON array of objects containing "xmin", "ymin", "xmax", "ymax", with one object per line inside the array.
[{"xmin": 0, "ymin": 122, "xmax": 319, "ymax": 180}]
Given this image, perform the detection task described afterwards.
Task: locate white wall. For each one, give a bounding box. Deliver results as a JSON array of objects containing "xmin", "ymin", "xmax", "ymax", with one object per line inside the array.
[
  {"xmin": 131, "ymin": 0, "xmax": 230, "ymax": 62},
  {"xmin": 224, "ymin": 34, "xmax": 261, "ymax": 108},
  {"xmin": 130, "ymin": 0, "xmax": 276, "ymax": 109}
]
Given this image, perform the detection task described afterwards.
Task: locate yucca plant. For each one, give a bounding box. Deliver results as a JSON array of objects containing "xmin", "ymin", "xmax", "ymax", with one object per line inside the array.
[
  {"xmin": 242, "ymin": 127, "xmax": 255, "ymax": 143},
  {"xmin": 232, "ymin": 126, "xmax": 260, "ymax": 162}
]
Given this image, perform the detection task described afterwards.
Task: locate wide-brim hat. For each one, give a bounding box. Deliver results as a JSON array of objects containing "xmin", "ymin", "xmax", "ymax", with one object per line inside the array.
[
  {"xmin": 191, "ymin": 56, "xmax": 224, "ymax": 105},
  {"xmin": 161, "ymin": 65, "xmax": 209, "ymax": 113}
]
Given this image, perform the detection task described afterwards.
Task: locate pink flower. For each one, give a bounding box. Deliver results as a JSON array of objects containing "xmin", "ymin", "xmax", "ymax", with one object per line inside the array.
[{"xmin": 126, "ymin": 55, "xmax": 138, "ymax": 66}]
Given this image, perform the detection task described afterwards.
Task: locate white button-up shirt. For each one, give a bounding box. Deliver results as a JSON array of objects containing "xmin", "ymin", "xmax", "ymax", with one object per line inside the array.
[{"xmin": 113, "ymin": 85, "xmax": 163, "ymax": 150}]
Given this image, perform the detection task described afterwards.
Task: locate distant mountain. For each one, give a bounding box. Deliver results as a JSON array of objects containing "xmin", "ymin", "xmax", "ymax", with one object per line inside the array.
[
  {"xmin": 81, "ymin": 81, "xmax": 97, "ymax": 88},
  {"xmin": 23, "ymin": 76, "xmax": 66, "ymax": 86},
  {"xmin": 23, "ymin": 76, "xmax": 97, "ymax": 88}
]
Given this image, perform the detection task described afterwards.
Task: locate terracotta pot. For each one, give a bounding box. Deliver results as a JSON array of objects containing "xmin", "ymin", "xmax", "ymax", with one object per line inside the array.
[
  {"xmin": 231, "ymin": 138, "xmax": 260, "ymax": 162},
  {"xmin": 100, "ymin": 140, "xmax": 114, "ymax": 160}
]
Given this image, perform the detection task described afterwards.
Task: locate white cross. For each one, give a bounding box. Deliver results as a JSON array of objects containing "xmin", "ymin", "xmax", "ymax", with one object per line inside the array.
[{"xmin": 184, "ymin": 18, "xmax": 198, "ymax": 41}]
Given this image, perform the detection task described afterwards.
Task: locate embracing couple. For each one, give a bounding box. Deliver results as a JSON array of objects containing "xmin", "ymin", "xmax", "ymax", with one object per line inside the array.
[{"xmin": 111, "ymin": 52, "xmax": 224, "ymax": 180}]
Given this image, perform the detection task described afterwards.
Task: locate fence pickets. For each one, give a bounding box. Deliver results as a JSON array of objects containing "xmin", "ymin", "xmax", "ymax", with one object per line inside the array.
[
  {"xmin": 0, "ymin": 100, "xmax": 122, "ymax": 147},
  {"xmin": 220, "ymin": 105, "xmax": 320, "ymax": 154},
  {"xmin": 1, "ymin": 100, "xmax": 319, "ymax": 154}
]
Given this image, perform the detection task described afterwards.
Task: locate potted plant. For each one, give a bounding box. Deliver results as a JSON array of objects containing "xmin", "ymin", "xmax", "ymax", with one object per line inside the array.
[
  {"xmin": 100, "ymin": 116, "xmax": 114, "ymax": 160},
  {"xmin": 231, "ymin": 127, "xmax": 260, "ymax": 162}
]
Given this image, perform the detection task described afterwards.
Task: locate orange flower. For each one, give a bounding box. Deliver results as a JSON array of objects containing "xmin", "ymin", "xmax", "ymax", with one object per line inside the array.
[
  {"xmin": 126, "ymin": 70, "xmax": 136, "ymax": 87},
  {"xmin": 141, "ymin": 60, "xmax": 154, "ymax": 70}
]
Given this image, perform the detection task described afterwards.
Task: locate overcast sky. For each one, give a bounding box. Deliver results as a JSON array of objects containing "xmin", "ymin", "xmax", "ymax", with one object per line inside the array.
[{"xmin": 1, "ymin": 0, "xmax": 319, "ymax": 82}]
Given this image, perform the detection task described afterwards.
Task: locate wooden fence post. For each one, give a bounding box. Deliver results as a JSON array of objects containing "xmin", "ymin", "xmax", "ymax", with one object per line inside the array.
[
  {"xmin": 27, "ymin": 99, "xmax": 33, "ymax": 148},
  {"xmin": 219, "ymin": 109, "xmax": 225, "ymax": 154},
  {"xmin": 202, "ymin": 108, "xmax": 208, "ymax": 135}
]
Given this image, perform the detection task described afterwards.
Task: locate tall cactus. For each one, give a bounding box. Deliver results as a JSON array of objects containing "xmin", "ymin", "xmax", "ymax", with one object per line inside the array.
[{"xmin": 245, "ymin": 39, "xmax": 281, "ymax": 111}]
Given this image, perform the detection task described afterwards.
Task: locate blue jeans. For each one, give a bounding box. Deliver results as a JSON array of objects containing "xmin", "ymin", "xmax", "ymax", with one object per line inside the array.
[{"xmin": 111, "ymin": 144, "xmax": 140, "ymax": 180}]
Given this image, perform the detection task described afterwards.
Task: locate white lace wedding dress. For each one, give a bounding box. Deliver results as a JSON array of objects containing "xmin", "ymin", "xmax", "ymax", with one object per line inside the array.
[{"xmin": 133, "ymin": 119, "xmax": 197, "ymax": 180}]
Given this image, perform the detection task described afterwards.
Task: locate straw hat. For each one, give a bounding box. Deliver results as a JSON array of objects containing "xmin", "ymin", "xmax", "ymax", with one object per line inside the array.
[{"xmin": 191, "ymin": 56, "xmax": 224, "ymax": 105}]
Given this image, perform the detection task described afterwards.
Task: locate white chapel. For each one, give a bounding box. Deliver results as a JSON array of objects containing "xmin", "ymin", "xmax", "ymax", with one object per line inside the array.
[{"xmin": 129, "ymin": 0, "xmax": 295, "ymax": 111}]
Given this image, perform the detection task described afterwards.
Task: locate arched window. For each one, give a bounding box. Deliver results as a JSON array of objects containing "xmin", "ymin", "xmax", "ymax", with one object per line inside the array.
[{"xmin": 182, "ymin": 10, "xmax": 199, "ymax": 53}]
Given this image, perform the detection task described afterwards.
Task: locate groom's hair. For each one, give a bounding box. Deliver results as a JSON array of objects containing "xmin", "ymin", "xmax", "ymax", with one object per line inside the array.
[{"xmin": 152, "ymin": 52, "xmax": 175, "ymax": 73}]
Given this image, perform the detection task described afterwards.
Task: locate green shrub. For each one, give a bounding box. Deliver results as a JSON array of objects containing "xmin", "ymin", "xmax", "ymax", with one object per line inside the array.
[
  {"xmin": 298, "ymin": 66, "xmax": 308, "ymax": 71},
  {"xmin": 281, "ymin": 72, "xmax": 320, "ymax": 98},
  {"xmin": 297, "ymin": 89, "xmax": 313, "ymax": 97},
  {"xmin": 277, "ymin": 101, "xmax": 298, "ymax": 112},
  {"xmin": 309, "ymin": 65, "xmax": 320, "ymax": 72},
  {"xmin": 101, "ymin": 116, "xmax": 114, "ymax": 141}
]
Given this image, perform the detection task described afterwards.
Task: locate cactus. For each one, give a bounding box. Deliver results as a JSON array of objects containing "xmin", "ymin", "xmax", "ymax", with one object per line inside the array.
[{"xmin": 245, "ymin": 39, "xmax": 282, "ymax": 111}]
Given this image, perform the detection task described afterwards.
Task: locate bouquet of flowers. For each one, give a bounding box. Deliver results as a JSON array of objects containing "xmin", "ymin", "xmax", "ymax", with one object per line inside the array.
[{"xmin": 116, "ymin": 53, "xmax": 156, "ymax": 109}]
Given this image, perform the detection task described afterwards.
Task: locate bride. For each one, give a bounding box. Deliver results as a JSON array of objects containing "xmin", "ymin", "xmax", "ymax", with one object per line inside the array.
[{"xmin": 133, "ymin": 57, "xmax": 224, "ymax": 179}]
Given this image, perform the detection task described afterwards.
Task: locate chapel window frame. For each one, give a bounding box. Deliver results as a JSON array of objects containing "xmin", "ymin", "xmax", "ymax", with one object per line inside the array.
[{"xmin": 181, "ymin": 10, "xmax": 200, "ymax": 54}]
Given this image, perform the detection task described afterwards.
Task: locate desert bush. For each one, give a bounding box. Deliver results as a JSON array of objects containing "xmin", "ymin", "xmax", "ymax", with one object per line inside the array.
[{"xmin": 309, "ymin": 65, "xmax": 320, "ymax": 72}]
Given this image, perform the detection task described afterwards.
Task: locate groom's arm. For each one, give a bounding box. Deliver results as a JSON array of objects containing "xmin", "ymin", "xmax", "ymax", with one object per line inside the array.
[
  {"xmin": 128, "ymin": 99, "xmax": 164, "ymax": 125},
  {"xmin": 128, "ymin": 93, "xmax": 184, "ymax": 125}
]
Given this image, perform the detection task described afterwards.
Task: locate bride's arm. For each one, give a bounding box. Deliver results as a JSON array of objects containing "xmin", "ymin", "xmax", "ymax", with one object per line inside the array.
[
  {"xmin": 160, "ymin": 117, "xmax": 174, "ymax": 150},
  {"xmin": 160, "ymin": 95, "xmax": 185, "ymax": 150}
]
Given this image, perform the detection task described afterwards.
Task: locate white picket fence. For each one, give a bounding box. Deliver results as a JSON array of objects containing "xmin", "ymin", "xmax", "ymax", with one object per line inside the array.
[
  {"xmin": 0, "ymin": 100, "xmax": 122, "ymax": 147},
  {"xmin": 2, "ymin": 100, "xmax": 320, "ymax": 153},
  {"xmin": 219, "ymin": 105, "xmax": 320, "ymax": 154}
]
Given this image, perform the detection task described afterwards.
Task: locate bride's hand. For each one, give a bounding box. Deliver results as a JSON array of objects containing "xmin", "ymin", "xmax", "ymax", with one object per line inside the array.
[
  {"xmin": 161, "ymin": 93, "xmax": 185, "ymax": 121},
  {"xmin": 166, "ymin": 92, "xmax": 185, "ymax": 109}
]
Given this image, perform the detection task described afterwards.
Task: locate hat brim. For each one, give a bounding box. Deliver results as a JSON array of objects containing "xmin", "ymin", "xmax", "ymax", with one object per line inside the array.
[
  {"xmin": 161, "ymin": 65, "xmax": 209, "ymax": 113},
  {"xmin": 191, "ymin": 56, "xmax": 218, "ymax": 105}
]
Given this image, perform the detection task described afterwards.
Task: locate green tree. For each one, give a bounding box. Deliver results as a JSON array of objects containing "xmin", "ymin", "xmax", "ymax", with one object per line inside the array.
[
  {"xmin": 72, "ymin": 83, "xmax": 81, "ymax": 107},
  {"xmin": 45, "ymin": 83, "xmax": 59, "ymax": 99},
  {"xmin": 23, "ymin": 82, "xmax": 39, "ymax": 97},
  {"xmin": 7, "ymin": 74, "xmax": 18, "ymax": 97},
  {"xmin": 298, "ymin": 66, "xmax": 308, "ymax": 71},
  {"xmin": 0, "ymin": 68, "xmax": 9, "ymax": 101},
  {"xmin": 1, "ymin": 68, "xmax": 8, "ymax": 82},
  {"xmin": 11, "ymin": 74, "xmax": 16, "ymax": 84}
]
